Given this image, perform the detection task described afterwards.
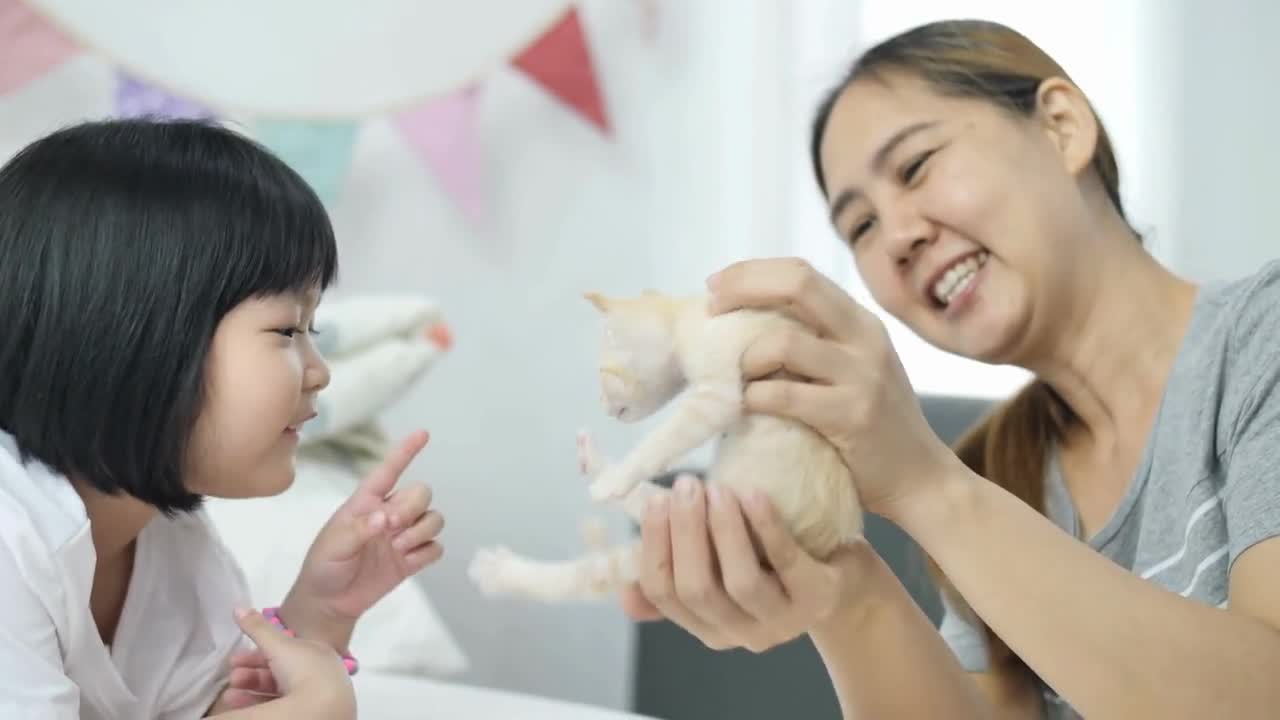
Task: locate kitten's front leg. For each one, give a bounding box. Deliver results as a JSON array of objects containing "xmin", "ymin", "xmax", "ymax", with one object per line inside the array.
[
  {"xmin": 588, "ymin": 381, "xmax": 739, "ymax": 501},
  {"xmin": 578, "ymin": 430, "xmax": 669, "ymax": 522}
]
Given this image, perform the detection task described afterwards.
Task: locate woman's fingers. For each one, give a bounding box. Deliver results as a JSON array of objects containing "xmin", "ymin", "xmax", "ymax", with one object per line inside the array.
[
  {"xmin": 668, "ymin": 477, "xmax": 756, "ymax": 633},
  {"xmin": 742, "ymin": 378, "xmax": 859, "ymax": 445},
  {"xmin": 620, "ymin": 583, "xmax": 664, "ymax": 622},
  {"xmin": 706, "ymin": 485, "xmax": 791, "ymax": 624},
  {"xmin": 707, "ymin": 258, "xmax": 872, "ymax": 342},
  {"xmin": 739, "ymin": 326, "xmax": 854, "ymax": 384},
  {"xmin": 638, "ymin": 485, "xmax": 732, "ymax": 649},
  {"xmin": 739, "ymin": 491, "xmax": 832, "ymax": 601}
]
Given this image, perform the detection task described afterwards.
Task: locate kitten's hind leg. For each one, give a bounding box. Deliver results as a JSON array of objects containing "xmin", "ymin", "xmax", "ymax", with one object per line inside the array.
[
  {"xmin": 578, "ymin": 430, "xmax": 669, "ymax": 523},
  {"xmin": 468, "ymin": 541, "xmax": 640, "ymax": 602}
]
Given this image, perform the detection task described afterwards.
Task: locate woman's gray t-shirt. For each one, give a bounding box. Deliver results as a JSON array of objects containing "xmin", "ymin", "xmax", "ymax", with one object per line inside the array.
[{"xmin": 937, "ymin": 259, "xmax": 1280, "ymax": 718}]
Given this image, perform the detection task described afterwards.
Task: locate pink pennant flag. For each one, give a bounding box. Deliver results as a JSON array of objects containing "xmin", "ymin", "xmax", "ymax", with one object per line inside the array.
[
  {"xmin": 0, "ymin": 0, "xmax": 79, "ymax": 94},
  {"xmin": 395, "ymin": 84, "xmax": 485, "ymax": 227}
]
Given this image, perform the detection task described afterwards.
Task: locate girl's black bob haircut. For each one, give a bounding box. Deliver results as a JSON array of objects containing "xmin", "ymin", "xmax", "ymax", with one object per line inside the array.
[{"xmin": 0, "ymin": 117, "xmax": 338, "ymax": 514}]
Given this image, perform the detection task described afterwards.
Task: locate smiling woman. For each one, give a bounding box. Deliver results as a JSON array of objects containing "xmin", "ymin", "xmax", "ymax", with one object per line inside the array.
[{"xmin": 622, "ymin": 17, "xmax": 1280, "ymax": 720}]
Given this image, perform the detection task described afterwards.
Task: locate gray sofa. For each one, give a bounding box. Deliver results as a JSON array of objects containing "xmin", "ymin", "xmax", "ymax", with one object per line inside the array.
[{"xmin": 630, "ymin": 394, "xmax": 994, "ymax": 719}]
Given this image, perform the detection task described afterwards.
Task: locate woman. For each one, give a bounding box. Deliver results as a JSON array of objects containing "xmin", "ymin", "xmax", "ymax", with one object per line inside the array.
[
  {"xmin": 622, "ymin": 19, "xmax": 1280, "ymax": 719},
  {"xmin": 0, "ymin": 119, "xmax": 444, "ymax": 719}
]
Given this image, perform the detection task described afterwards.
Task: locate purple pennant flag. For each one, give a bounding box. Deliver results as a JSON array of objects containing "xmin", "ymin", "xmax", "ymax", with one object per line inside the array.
[{"xmin": 114, "ymin": 70, "xmax": 214, "ymax": 120}]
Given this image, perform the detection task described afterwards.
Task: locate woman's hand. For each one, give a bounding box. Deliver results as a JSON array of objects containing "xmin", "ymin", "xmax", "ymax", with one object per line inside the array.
[
  {"xmin": 282, "ymin": 430, "xmax": 445, "ymax": 650},
  {"xmin": 707, "ymin": 257, "xmax": 960, "ymax": 520},
  {"xmin": 623, "ymin": 473, "xmax": 881, "ymax": 653}
]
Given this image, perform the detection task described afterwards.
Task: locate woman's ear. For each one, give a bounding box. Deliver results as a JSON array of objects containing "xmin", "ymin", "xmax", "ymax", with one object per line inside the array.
[{"xmin": 1034, "ymin": 77, "xmax": 1099, "ymax": 178}]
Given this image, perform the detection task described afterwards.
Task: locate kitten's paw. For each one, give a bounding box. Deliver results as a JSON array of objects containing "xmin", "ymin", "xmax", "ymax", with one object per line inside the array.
[
  {"xmin": 576, "ymin": 429, "xmax": 608, "ymax": 478},
  {"xmin": 468, "ymin": 546, "xmax": 520, "ymax": 596},
  {"xmin": 579, "ymin": 516, "xmax": 611, "ymax": 551},
  {"xmin": 588, "ymin": 464, "xmax": 640, "ymax": 502}
]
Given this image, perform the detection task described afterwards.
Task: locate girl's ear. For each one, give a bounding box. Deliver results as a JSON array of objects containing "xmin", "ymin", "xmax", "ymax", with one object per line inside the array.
[{"xmin": 583, "ymin": 292, "xmax": 611, "ymax": 313}]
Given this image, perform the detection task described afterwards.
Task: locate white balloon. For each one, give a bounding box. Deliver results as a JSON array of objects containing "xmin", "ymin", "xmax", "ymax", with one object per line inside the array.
[{"xmin": 29, "ymin": 0, "xmax": 574, "ymax": 117}]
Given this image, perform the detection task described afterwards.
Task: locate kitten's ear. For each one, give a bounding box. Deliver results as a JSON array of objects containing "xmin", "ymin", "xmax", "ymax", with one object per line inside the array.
[{"xmin": 583, "ymin": 291, "xmax": 612, "ymax": 313}]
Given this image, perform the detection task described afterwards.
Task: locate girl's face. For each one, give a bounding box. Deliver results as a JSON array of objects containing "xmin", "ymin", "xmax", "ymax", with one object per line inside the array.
[{"xmin": 185, "ymin": 289, "xmax": 329, "ymax": 498}]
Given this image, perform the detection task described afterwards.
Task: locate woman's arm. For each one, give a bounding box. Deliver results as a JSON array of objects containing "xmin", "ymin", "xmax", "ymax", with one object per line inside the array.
[
  {"xmin": 892, "ymin": 466, "xmax": 1280, "ymax": 719},
  {"xmin": 626, "ymin": 479, "xmax": 1041, "ymax": 720},
  {"xmin": 701, "ymin": 258, "xmax": 1280, "ymax": 717},
  {"xmin": 809, "ymin": 544, "xmax": 1042, "ymax": 720}
]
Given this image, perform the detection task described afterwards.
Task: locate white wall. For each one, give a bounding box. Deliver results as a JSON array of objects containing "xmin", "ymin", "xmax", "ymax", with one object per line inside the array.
[
  {"xmin": 1164, "ymin": 1, "xmax": 1280, "ymax": 283},
  {"xmin": 344, "ymin": 1, "xmax": 789, "ymax": 707}
]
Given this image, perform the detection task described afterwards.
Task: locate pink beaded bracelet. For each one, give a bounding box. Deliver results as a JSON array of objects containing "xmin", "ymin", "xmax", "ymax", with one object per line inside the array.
[{"xmin": 262, "ymin": 606, "xmax": 359, "ymax": 676}]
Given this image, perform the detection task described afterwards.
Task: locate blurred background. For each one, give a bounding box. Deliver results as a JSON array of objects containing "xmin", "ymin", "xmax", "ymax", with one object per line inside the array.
[{"xmin": 2, "ymin": 1, "xmax": 1275, "ymax": 717}]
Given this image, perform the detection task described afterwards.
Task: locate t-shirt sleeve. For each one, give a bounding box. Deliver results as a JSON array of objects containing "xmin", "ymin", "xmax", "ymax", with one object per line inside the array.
[
  {"xmin": 1223, "ymin": 261, "xmax": 1280, "ymax": 569},
  {"xmin": 0, "ymin": 539, "xmax": 79, "ymax": 719},
  {"xmin": 936, "ymin": 586, "xmax": 991, "ymax": 673},
  {"xmin": 1223, "ymin": 356, "xmax": 1280, "ymax": 568}
]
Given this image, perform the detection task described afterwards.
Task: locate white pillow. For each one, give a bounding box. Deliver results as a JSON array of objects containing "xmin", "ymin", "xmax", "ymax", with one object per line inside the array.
[{"xmin": 204, "ymin": 457, "xmax": 468, "ymax": 678}]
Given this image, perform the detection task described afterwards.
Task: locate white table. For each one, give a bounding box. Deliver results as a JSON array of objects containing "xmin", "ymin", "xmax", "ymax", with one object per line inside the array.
[{"xmin": 353, "ymin": 674, "xmax": 655, "ymax": 719}]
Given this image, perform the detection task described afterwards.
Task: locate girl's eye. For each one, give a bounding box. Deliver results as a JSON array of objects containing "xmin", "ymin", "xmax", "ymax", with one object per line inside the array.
[{"xmin": 274, "ymin": 328, "xmax": 298, "ymax": 338}]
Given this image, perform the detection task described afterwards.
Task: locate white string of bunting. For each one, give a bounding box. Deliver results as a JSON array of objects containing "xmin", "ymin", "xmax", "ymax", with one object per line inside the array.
[{"xmin": 0, "ymin": 0, "xmax": 649, "ymax": 226}]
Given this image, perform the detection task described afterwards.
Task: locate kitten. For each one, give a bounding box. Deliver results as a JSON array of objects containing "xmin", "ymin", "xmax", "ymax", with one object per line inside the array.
[{"xmin": 467, "ymin": 290, "xmax": 863, "ymax": 602}]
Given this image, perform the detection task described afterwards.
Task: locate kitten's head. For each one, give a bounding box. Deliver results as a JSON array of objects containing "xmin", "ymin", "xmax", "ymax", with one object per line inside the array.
[{"xmin": 585, "ymin": 290, "xmax": 685, "ymax": 423}]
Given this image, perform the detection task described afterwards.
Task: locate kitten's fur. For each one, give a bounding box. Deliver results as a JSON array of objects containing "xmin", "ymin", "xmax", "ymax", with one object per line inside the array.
[{"xmin": 468, "ymin": 290, "xmax": 863, "ymax": 601}]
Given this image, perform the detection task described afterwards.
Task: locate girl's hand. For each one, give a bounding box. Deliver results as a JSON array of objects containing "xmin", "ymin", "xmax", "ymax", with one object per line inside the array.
[
  {"xmin": 625, "ymin": 474, "xmax": 881, "ymax": 652},
  {"xmin": 284, "ymin": 431, "xmax": 445, "ymax": 649},
  {"xmin": 216, "ymin": 608, "xmax": 355, "ymax": 716},
  {"xmin": 707, "ymin": 258, "xmax": 961, "ymax": 520}
]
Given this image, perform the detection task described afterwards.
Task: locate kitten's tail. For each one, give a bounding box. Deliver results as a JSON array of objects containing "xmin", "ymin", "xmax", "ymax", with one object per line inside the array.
[{"xmin": 468, "ymin": 540, "xmax": 640, "ymax": 603}]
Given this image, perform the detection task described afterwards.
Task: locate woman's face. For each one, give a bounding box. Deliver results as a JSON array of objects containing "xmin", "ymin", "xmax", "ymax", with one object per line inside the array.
[{"xmin": 817, "ymin": 72, "xmax": 1099, "ymax": 365}]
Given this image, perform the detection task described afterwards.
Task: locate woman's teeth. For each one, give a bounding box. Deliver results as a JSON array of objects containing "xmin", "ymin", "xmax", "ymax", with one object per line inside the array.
[{"xmin": 933, "ymin": 251, "xmax": 989, "ymax": 306}]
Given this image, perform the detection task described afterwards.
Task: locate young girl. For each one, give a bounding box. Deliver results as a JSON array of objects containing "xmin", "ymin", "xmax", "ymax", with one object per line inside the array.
[{"xmin": 0, "ymin": 118, "xmax": 445, "ymax": 719}]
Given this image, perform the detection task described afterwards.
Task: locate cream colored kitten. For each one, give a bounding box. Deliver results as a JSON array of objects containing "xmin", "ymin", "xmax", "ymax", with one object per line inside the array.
[{"xmin": 467, "ymin": 290, "xmax": 863, "ymax": 602}]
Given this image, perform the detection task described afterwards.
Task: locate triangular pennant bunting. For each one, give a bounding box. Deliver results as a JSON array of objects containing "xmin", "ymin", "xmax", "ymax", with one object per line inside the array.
[
  {"xmin": 512, "ymin": 7, "xmax": 610, "ymax": 134},
  {"xmin": 395, "ymin": 84, "xmax": 485, "ymax": 226},
  {"xmin": 114, "ymin": 70, "xmax": 214, "ymax": 120},
  {"xmin": 0, "ymin": 0, "xmax": 79, "ymax": 94},
  {"xmin": 254, "ymin": 120, "xmax": 359, "ymax": 207}
]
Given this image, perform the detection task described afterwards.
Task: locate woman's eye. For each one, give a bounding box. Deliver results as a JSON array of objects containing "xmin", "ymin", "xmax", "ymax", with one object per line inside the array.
[
  {"xmin": 849, "ymin": 216, "xmax": 876, "ymax": 245},
  {"xmin": 274, "ymin": 327, "xmax": 302, "ymax": 338},
  {"xmin": 902, "ymin": 149, "xmax": 935, "ymax": 183}
]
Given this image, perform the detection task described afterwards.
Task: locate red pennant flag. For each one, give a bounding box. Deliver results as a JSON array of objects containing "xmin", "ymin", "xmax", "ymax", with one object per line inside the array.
[{"xmin": 512, "ymin": 6, "xmax": 610, "ymax": 135}]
